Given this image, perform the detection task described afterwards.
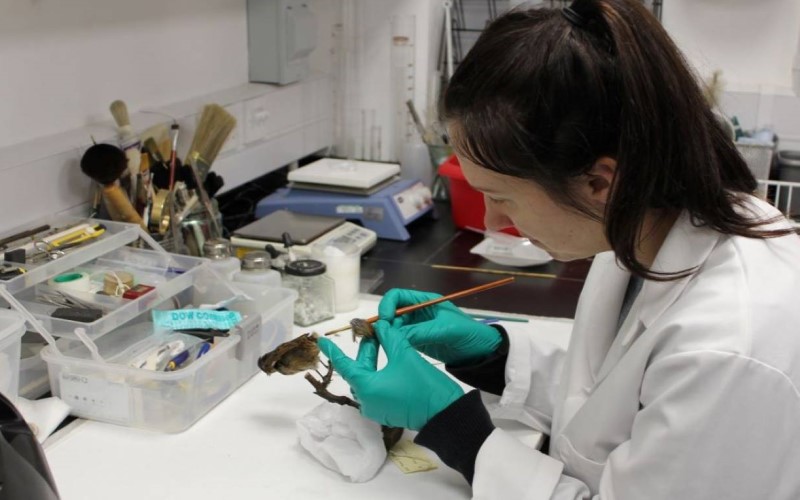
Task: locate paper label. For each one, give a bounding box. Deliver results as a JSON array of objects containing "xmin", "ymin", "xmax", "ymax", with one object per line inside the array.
[
  {"xmin": 59, "ymin": 372, "xmax": 131, "ymax": 423},
  {"xmin": 388, "ymin": 439, "xmax": 438, "ymax": 474}
]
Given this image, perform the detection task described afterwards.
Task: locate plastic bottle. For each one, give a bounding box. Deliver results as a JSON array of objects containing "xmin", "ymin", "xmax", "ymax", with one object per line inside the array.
[
  {"xmin": 233, "ymin": 251, "xmax": 282, "ymax": 287},
  {"xmin": 311, "ymin": 241, "xmax": 360, "ymax": 313},
  {"xmin": 202, "ymin": 238, "xmax": 240, "ymax": 281}
]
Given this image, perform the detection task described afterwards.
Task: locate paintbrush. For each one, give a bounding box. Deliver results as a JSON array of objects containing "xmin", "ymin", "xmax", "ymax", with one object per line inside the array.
[
  {"xmin": 186, "ymin": 104, "xmax": 236, "ymax": 182},
  {"xmin": 80, "ymin": 144, "xmax": 145, "ymax": 228},
  {"xmin": 139, "ymin": 122, "xmax": 171, "ymax": 160},
  {"xmin": 168, "ymin": 123, "xmax": 180, "ymax": 191},
  {"xmin": 109, "ymin": 100, "xmax": 141, "ymax": 198},
  {"xmin": 324, "ymin": 277, "xmax": 515, "ymax": 336}
]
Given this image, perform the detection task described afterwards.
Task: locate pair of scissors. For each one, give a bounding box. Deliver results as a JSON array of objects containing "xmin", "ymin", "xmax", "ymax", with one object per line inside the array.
[{"xmin": 26, "ymin": 225, "xmax": 106, "ymax": 263}]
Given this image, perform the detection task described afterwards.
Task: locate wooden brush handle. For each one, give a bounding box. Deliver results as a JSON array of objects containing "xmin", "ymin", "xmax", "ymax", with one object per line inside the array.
[
  {"xmin": 373, "ymin": 277, "xmax": 514, "ymax": 322},
  {"xmin": 325, "ymin": 277, "xmax": 514, "ymax": 336},
  {"xmin": 103, "ymin": 184, "xmax": 145, "ymax": 228}
]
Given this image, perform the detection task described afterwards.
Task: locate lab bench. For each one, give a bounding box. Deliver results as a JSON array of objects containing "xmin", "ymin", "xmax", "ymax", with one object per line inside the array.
[{"xmin": 44, "ymin": 295, "xmax": 573, "ymax": 500}]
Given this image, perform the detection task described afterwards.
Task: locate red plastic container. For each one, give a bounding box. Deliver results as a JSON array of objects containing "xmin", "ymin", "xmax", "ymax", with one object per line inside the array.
[{"xmin": 438, "ymin": 155, "xmax": 519, "ymax": 235}]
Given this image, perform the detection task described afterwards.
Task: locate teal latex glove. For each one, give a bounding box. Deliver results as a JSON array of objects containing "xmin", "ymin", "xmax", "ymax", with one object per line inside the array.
[
  {"xmin": 378, "ymin": 288, "xmax": 502, "ymax": 366},
  {"xmin": 317, "ymin": 320, "xmax": 464, "ymax": 431}
]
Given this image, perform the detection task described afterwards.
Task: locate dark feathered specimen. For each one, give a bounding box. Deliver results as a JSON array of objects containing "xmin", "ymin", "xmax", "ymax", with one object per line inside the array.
[{"xmin": 258, "ymin": 333, "xmax": 320, "ymax": 375}]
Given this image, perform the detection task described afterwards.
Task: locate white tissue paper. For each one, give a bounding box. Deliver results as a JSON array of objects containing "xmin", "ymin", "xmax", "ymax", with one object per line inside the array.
[
  {"xmin": 14, "ymin": 396, "xmax": 71, "ymax": 443},
  {"xmin": 296, "ymin": 402, "xmax": 387, "ymax": 482}
]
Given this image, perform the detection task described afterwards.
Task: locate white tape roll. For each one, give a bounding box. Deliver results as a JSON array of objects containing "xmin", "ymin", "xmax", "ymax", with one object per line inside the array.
[{"xmin": 48, "ymin": 271, "xmax": 91, "ymax": 293}]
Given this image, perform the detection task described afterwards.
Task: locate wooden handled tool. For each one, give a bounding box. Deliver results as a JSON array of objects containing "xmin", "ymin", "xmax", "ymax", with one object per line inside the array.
[
  {"xmin": 324, "ymin": 277, "xmax": 515, "ymax": 336},
  {"xmin": 80, "ymin": 143, "xmax": 145, "ymax": 228}
]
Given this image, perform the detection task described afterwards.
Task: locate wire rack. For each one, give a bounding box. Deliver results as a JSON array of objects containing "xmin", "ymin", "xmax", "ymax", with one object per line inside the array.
[{"xmin": 440, "ymin": 0, "xmax": 664, "ymax": 81}]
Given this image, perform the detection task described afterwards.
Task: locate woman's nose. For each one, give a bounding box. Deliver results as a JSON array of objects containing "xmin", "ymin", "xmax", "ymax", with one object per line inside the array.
[{"xmin": 484, "ymin": 197, "xmax": 514, "ymax": 232}]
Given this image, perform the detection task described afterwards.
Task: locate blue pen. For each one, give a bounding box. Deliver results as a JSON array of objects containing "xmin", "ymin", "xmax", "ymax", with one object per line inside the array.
[
  {"xmin": 195, "ymin": 342, "xmax": 212, "ymax": 359},
  {"xmin": 164, "ymin": 349, "xmax": 190, "ymax": 371}
]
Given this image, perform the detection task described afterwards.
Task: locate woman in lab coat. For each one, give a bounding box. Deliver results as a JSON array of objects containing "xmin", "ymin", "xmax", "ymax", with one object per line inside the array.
[{"xmin": 318, "ymin": 0, "xmax": 800, "ymax": 498}]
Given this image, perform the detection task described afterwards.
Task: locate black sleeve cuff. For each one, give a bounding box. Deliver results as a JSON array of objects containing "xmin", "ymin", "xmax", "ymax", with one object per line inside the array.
[
  {"xmin": 414, "ymin": 389, "xmax": 495, "ymax": 485},
  {"xmin": 446, "ymin": 325, "xmax": 509, "ymax": 396}
]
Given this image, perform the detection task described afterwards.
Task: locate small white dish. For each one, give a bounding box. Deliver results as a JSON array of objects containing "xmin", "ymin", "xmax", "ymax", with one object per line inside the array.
[{"xmin": 470, "ymin": 232, "xmax": 553, "ymax": 267}]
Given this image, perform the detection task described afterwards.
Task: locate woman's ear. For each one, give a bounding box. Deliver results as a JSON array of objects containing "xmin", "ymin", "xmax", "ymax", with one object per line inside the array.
[{"xmin": 581, "ymin": 156, "xmax": 618, "ymax": 204}]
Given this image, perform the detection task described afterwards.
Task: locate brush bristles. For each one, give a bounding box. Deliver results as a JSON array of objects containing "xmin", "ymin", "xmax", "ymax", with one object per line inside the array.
[
  {"xmin": 109, "ymin": 100, "xmax": 130, "ymax": 128},
  {"xmin": 80, "ymin": 144, "xmax": 128, "ymax": 185},
  {"xmin": 187, "ymin": 104, "xmax": 237, "ymax": 167}
]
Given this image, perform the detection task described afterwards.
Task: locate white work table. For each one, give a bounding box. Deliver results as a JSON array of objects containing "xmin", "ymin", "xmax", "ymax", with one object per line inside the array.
[{"xmin": 43, "ymin": 295, "xmax": 572, "ymax": 500}]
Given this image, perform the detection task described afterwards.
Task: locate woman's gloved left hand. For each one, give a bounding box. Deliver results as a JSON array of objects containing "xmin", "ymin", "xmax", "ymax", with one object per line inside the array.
[{"xmin": 317, "ymin": 320, "xmax": 464, "ymax": 431}]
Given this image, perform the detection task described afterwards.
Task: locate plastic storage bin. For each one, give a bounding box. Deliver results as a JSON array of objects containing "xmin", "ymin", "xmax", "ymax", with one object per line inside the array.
[
  {"xmin": 41, "ymin": 325, "xmax": 245, "ymax": 432},
  {"xmin": 40, "ymin": 273, "xmax": 296, "ymax": 432},
  {"xmin": 0, "ymin": 216, "xmax": 141, "ymax": 295},
  {"xmin": 173, "ymin": 277, "xmax": 297, "ymax": 379},
  {"xmin": 0, "ymin": 309, "xmax": 25, "ymax": 401},
  {"xmin": 7, "ymin": 247, "xmax": 206, "ymax": 340},
  {"xmin": 19, "ymin": 335, "xmax": 50, "ymax": 399}
]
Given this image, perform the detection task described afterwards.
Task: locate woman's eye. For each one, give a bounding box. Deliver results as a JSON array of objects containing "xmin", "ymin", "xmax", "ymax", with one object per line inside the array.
[{"xmin": 487, "ymin": 196, "xmax": 507, "ymax": 205}]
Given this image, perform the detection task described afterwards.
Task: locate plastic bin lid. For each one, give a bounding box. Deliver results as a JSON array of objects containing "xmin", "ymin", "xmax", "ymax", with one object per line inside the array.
[{"xmin": 0, "ymin": 309, "xmax": 25, "ymax": 348}]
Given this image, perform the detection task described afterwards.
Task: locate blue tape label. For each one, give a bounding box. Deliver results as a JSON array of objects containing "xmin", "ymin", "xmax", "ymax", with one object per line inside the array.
[{"xmin": 152, "ymin": 309, "xmax": 242, "ymax": 331}]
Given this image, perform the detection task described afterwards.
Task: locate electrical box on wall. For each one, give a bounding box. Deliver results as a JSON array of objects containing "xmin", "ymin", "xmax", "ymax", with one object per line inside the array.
[{"xmin": 247, "ymin": 0, "xmax": 317, "ymax": 85}]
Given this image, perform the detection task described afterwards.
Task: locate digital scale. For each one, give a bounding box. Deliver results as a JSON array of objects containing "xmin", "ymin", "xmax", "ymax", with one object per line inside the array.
[
  {"xmin": 254, "ymin": 158, "xmax": 435, "ymax": 241},
  {"xmin": 230, "ymin": 210, "xmax": 377, "ymax": 257}
]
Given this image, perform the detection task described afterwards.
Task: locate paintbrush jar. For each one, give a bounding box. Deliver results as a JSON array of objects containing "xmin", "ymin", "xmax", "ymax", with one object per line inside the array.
[{"xmin": 283, "ymin": 259, "xmax": 335, "ymax": 327}]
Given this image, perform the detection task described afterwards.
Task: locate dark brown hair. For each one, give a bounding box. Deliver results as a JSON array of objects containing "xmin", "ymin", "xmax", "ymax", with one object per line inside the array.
[{"xmin": 443, "ymin": 0, "xmax": 790, "ymax": 279}]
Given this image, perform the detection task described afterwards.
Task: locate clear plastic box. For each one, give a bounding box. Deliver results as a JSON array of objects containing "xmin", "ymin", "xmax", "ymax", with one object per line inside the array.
[
  {"xmin": 0, "ymin": 216, "xmax": 141, "ymax": 295},
  {"xmin": 40, "ymin": 274, "xmax": 296, "ymax": 432},
  {"xmin": 19, "ymin": 334, "xmax": 50, "ymax": 399},
  {"xmin": 7, "ymin": 247, "xmax": 206, "ymax": 340},
  {"xmin": 179, "ymin": 279, "xmax": 298, "ymax": 381},
  {"xmin": 0, "ymin": 309, "xmax": 25, "ymax": 401}
]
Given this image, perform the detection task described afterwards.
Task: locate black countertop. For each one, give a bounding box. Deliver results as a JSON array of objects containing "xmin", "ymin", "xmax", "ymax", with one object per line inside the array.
[{"xmin": 362, "ymin": 202, "xmax": 591, "ymax": 319}]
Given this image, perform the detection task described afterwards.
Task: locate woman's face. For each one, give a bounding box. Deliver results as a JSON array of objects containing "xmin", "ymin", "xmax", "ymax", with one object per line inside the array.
[{"xmin": 458, "ymin": 154, "xmax": 611, "ymax": 262}]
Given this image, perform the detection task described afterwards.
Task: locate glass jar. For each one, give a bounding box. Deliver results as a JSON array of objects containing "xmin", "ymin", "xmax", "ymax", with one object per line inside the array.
[
  {"xmin": 203, "ymin": 238, "xmax": 241, "ymax": 281},
  {"xmin": 283, "ymin": 259, "xmax": 335, "ymax": 327},
  {"xmin": 233, "ymin": 251, "xmax": 282, "ymax": 287}
]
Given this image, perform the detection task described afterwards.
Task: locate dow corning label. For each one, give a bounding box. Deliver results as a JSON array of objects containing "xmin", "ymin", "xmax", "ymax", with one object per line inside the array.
[{"xmin": 151, "ymin": 309, "xmax": 243, "ymax": 331}]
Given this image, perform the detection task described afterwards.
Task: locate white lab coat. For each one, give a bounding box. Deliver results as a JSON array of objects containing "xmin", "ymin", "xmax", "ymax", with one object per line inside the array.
[{"xmin": 473, "ymin": 198, "xmax": 800, "ymax": 499}]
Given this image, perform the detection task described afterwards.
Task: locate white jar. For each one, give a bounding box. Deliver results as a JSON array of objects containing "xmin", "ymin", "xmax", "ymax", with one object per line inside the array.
[
  {"xmin": 203, "ymin": 238, "xmax": 240, "ymax": 281},
  {"xmin": 233, "ymin": 251, "xmax": 282, "ymax": 287}
]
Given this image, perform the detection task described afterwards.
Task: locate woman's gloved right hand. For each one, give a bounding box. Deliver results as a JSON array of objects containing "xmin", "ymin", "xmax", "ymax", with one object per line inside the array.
[{"xmin": 378, "ymin": 288, "xmax": 502, "ymax": 366}]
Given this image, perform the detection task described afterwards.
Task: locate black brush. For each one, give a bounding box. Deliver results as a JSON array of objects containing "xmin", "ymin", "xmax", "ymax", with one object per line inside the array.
[
  {"xmin": 80, "ymin": 144, "xmax": 126, "ymax": 185},
  {"xmin": 80, "ymin": 144, "xmax": 144, "ymax": 227}
]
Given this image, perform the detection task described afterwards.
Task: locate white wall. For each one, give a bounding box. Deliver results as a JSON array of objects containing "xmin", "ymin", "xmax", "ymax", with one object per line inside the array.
[
  {"xmin": 663, "ymin": 0, "xmax": 800, "ymax": 148},
  {"xmin": 663, "ymin": 0, "xmax": 800, "ymax": 93},
  {"xmin": 0, "ymin": 0, "xmax": 249, "ymax": 150},
  {"xmin": 0, "ymin": 0, "xmax": 333, "ymax": 234}
]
